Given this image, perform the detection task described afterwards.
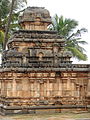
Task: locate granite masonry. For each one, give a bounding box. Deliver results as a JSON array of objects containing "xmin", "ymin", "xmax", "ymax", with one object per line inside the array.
[{"xmin": 0, "ymin": 7, "xmax": 90, "ymax": 114}]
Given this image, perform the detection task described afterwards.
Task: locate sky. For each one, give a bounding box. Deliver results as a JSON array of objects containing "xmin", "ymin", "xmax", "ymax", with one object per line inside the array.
[{"xmin": 27, "ymin": 0, "xmax": 90, "ymax": 64}]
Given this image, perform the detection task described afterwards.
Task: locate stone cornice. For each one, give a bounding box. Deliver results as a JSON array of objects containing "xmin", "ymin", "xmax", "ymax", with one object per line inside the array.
[
  {"xmin": 0, "ymin": 64, "xmax": 90, "ymax": 72},
  {"xmin": 7, "ymin": 30, "xmax": 64, "ymax": 44}
]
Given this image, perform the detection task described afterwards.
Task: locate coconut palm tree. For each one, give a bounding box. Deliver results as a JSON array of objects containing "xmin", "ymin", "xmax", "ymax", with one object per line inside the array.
[
  {"xmin": 50, "ymin": 14, "xmax": 88, "ymax": 61},
  {"xmin": 3, "ymin": 0, "xmax": 27, "ymax": 50},
  {"xmin": 0, "ymin": 0, "xmax": 10, "ymax": 50}
]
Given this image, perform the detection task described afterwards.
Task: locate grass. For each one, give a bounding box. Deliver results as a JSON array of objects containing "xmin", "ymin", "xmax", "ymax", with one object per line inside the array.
[{"xmin": 6, "ymin": 111, "xmax": 90, "ymax": 120}]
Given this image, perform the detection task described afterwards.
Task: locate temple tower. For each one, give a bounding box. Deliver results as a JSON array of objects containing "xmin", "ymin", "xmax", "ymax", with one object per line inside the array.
[
  {"xmin": 0, "ymin": 7, "xmax": 90, "ymax": 114},
  {"xmin": 19, "ymin": 7, "xmax": 51, "ymax": 30}
]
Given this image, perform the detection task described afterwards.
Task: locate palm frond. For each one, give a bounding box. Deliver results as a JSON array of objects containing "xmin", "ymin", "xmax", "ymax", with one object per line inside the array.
[
  {"xmin": 66, "ymin": 46, "xmax": 87, "ymax": 61},
  {"xmin": 76, "ymin": 45, "xmax": 86, "ymax": 52},
  {"xmin": 51, "ymin": 15, "xmax": 78, "ymax": 37},
  {"xmin": 0, "ymin": 30, "xmax": 5, "ymax": 43},
  {"xmin": 76, "ymin": 40, "xmax": 88, "ymax": 45}
]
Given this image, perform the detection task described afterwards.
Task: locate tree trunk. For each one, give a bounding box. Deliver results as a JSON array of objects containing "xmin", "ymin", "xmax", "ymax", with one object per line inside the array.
[{"xmin": 3, "ymin": 0, "xmax": 15, "ymax": 50}]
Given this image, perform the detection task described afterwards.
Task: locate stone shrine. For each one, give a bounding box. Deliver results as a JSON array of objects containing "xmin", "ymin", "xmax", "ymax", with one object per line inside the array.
[{"xmin": 0, "ymin": 7, "xmax": 90, "ymax": 114}]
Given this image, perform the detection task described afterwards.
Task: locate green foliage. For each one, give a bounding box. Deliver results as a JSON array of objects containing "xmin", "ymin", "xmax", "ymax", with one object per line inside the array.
[
  {"xmin": 0, "ymin": 0, "xmax": 9, "ymax": 51},
  {"xmin": 0, "ymin": 0, "xmax": 10, "ymax": 19},
  {"xmin": 0, "ymin": 30, "xmax": 4, "ymax": 44},
  {"xmin": 51, "ymin": 14, "xmax": 88, "ymax": 61},
  {"xmin": 0, "ymin": 0, "xmax": 27, "ymax": 50},
  {"xmin": 0, "ymin": 13, "xmax": 19, "ymax": 50},
  {"xmin": 10, "ymin": 13, "xmax": 20, "ymax": 32},
  {"xmin": 13, "ymin": 0, "xmax": 27, "ymax": 11},
  {"xmin": 52, "ymin": 15, "xmax": 78, "ymax": 37},
  {"xmin": 3, "ymin": 0, "xmax": 27, "ymax": 50}
]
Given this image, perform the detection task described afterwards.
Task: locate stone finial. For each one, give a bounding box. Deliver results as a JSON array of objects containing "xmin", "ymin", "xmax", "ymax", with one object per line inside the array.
[{"xmin": 19, "ymin": 7, "xmax": 52, "ymax": 30}]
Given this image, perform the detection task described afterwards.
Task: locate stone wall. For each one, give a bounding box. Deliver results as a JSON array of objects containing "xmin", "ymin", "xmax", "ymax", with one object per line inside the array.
[{"xmin": 0, "ymin": 71, "xmax": 88, "ymax": 107}]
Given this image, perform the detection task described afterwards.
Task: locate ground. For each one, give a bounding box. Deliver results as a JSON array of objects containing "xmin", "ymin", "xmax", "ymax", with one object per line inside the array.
[{"xmin": 0, "ymin": 112, "xmax": 90, "ymax": 120}]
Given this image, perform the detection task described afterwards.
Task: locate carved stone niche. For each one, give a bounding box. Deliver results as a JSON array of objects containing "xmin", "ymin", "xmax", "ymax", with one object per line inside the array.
[
  {"xmin": 53, "ymin": 43, "xmax": 59, "ymax": 54},
  {"xmin": 56, "ymin": 71, "xmax": 61, "ymax": 77},
  {"xmin": 43, "ymin": 73, "xmax": 49, "ymax": 77},
  {"xmin": 38, "ymin": 52, "xmax": 44, "ymax": 61},
  {"xmin": 22, "ymin": 56, "xmax": 27, "ymax": 64},
  {"xmin": 50, "ymin": 72, "xmax": 55, "ymax": 77}
]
